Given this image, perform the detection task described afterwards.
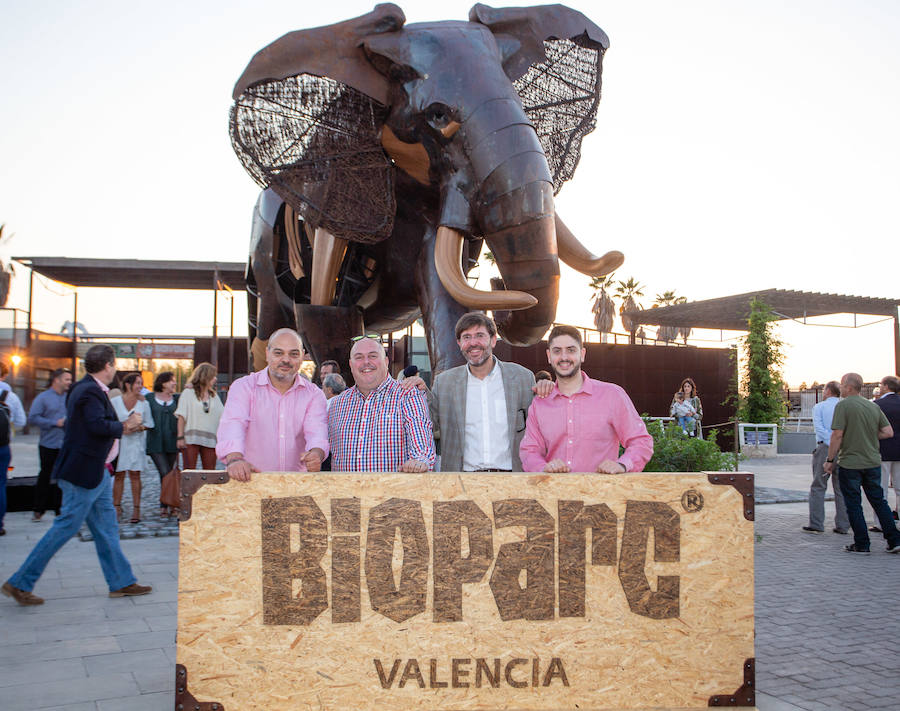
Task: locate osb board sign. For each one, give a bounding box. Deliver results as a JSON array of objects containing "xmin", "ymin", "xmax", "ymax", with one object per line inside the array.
[{"xmin": 177, "ymin": 472, "xmax": 754, "ymax": 710}]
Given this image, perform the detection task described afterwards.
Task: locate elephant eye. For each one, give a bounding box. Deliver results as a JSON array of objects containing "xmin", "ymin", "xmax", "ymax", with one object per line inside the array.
[{"xmin": 425, "ymin": 103, "xmax": 453, "ymax": 130}]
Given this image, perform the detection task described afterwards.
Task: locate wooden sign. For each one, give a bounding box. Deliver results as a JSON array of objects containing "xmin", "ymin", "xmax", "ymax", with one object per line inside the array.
[{"xmin": 176, "ymin": 472, "xmax": 755, "ymax": 710}]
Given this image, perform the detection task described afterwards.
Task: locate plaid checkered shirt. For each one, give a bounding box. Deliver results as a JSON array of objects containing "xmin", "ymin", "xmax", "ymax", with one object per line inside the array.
[{"xmin": 327, "ymin": 376, "xmax": 435, "ymax": 471}]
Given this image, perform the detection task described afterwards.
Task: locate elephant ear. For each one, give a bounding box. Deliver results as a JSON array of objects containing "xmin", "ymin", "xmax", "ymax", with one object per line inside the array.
[
  {"xmin": 469, "ymin": 3, "xmax": 609, "ymax": 194},
  {"xmin": 229, "ymin": 4, "xmax": 406, "ymax": 244}
]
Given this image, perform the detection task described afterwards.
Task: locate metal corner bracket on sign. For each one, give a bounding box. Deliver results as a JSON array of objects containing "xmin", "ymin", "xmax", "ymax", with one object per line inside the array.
[
  {"xmin": 178, "ymin": 471, "xmax": 231, "ymax": 522},
  {"xmin": 708, "ymin": 657, "xmax": 755, "ymax": 707},
  {"xmin": 707, "ymin": 472, "xmax": 754, "ymax": 521},
  {"xmin": 175, "ymin": 664, "xmax": 225, "ymax": 711}
]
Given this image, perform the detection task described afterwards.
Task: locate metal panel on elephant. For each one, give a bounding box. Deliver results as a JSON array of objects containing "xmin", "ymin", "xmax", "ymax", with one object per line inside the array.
[{"xmin": 176, "ymin": 473, "xmax": 754, "ymax": 710}]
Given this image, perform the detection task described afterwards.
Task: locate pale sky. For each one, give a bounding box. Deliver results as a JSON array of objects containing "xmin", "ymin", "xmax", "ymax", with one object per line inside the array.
[{"xmin": 1, "ymin": 0, "xmax": 898, "ymax": 386}]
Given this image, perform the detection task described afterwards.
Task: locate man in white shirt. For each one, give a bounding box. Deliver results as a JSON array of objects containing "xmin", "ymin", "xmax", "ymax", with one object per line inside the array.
[
  {"xmin": 428, "ymin": 313, "xmax": 536, "ymax": 472},
  {"xmin": 803, "ymin": 381, "xmax": 849, "ymax": 534},
  {"xmin": 0, "ymin": 362, "xmax": 28, "ymax": 430}
]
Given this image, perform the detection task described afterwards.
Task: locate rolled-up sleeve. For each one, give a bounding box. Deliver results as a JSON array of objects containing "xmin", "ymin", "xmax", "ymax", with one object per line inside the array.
[
  {"xmin": 403, "ymin": 389, "xmax": 435, "ymax": 469},
  {"xmin": 615, "ymin": 391, "xmax": 654, "ymax": 472},
  {"xmin": 519, "ymin": 400, "xmax": 549, "ymax": 472},
  {"xmin": 215, "ymin": 378, "xmax": 251, "ymax": 460},
  {"xmin": 301, "ymin": 388, "xmax": 330, "ymax": 459}
]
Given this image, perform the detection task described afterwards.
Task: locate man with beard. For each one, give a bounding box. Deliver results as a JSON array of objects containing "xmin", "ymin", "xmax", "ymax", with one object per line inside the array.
[
  {"xmin": 328, "ymin": 335, "xmax": 434, "ymax": 472},
  {"xmin": 217, "ymin": 328, "xmax": 328, "ymax": 481},
  {"xmin": 428, "ymin": 312, "xmax": 537, "ymax": 472},
  {"xmin": 520, "ymin": 325, "xmax": 653, "ymax": 474}
]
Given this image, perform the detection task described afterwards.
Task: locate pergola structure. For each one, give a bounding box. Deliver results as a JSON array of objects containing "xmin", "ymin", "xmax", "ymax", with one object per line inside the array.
[
  {"xmin": 11, "ymin": 257, "xmax": 246, "ymax": 390},
  {"xmin": 624, "ymin": 288, "xmax": 900, "ymax": 373}
]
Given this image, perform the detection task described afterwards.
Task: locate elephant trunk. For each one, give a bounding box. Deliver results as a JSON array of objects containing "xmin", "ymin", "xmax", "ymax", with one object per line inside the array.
[{"xmin": 462, "ymin": 98, "xmax": 560, "ymax": 345}]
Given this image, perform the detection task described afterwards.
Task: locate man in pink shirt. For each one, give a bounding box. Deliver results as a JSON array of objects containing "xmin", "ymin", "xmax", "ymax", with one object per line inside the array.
[
  {"xmin": 520, "ymin": 325, "xmax": 653, "ymax": 474},
  {"xmin": 217, "ymin": 328, "xmax": 328, "ymax": 480}
]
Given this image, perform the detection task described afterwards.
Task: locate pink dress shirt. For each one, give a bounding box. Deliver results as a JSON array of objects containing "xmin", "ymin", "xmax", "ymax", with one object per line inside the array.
[
  {"xmin": 215, "ymin": 369, "xmax": 329, "ymax": 472},
  {"xmin": 519, "ymin": 373, "xmax": 653, "ymax": 473}
]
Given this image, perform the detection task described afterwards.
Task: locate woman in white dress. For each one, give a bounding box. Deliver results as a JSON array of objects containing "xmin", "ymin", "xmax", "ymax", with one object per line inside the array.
[
  {"xmin": 175, "ymin": 362, "xmax": 224, "ymax": 470},
  {"xmin": 111, "ymin": 373, "xmax": 154, "ymax": 523}
]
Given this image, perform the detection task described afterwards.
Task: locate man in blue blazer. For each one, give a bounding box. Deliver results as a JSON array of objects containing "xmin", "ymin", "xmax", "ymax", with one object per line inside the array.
[{"xmin": 2, "ymin": 345, "xmax": 152, "ymax": 605}]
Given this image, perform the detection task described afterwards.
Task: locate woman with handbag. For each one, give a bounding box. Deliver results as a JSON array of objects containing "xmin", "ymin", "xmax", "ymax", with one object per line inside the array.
[
  {"xmin": 111, "ymin": 373, "xmax": 155, "ymax": 523},
  {"xmin": 146, "ymin": 371, "xmax": 180, "ymax": 518},
  {"xmin": 175, "ymin": 363, "xmax": 224, "ymax": 470}
]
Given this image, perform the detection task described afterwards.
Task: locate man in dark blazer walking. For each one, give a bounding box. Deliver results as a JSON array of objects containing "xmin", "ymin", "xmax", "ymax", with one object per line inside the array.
[{"xmin": 2, "ymin": 345, "xmax": 152, "ymax": 605}]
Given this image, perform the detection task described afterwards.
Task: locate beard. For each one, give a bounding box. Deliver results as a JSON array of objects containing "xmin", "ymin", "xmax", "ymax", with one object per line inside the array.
[
  {"xmin": 463, "ymin": 345, "xmax": 493, "ymax": 368},
  {"xmin": 552, "ymin": 360, "xmax": 580, "ymax": 379}
]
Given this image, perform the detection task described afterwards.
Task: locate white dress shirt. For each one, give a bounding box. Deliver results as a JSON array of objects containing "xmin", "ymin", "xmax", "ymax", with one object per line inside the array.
[{"xmin": 462, "ymin": 358, "xmax": 512, "ymax": 471}]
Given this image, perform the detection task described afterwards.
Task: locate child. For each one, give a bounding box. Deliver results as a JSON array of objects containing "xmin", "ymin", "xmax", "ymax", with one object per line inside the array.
[{"xmin": 671, "ymin": 392, "xmax": 696, "ymax": 434}]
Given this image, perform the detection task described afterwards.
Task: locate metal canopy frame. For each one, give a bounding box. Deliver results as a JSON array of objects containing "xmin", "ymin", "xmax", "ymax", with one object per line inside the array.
[
  {"xmin": 12, "ymin": 257, "xmax": 248, "ymax": 388},
  {"xmin": 623, "ymin": 288, "xmax": 900, "ymax": 374}
]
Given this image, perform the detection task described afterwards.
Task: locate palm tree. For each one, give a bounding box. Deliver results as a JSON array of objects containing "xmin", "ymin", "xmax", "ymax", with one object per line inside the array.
[
  {"xmin": 0, "ymin": 224, "xmax": 14, "ymax": 307},
  {"xmin": 653, "ymin": 289, "xmax": 679, "ymax": 343},
  {"xmin": 615, "ymin": 277, "xmax": 644, "ymax": 343},
  {"xmin": 675, "ymin": 296, "xmax": 692, "ymax": 344},
  {"xmin": 588, "ymin": 273, "xmax": 616, "ymax": 337}
]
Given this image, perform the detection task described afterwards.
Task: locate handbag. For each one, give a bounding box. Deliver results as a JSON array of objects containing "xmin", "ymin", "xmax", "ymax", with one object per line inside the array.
[{"xmin": 160, "ymin": 453, "xmax": 182, "ymax": 510}]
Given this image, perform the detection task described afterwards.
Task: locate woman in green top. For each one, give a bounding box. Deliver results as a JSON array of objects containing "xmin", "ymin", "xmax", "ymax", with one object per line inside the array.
[
  {"xmin": 670, "ymin": 377, "xmax": 703, "ymax": 438},
  {"xmin": 146, "ymin": 371, "xmax": 180, "ymax": 518}
]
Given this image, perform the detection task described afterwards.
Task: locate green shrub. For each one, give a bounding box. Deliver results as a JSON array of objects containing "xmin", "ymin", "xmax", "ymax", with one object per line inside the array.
[{"xmin": 642, "ymin": 419, "xmax": 736, "ymax": 472}]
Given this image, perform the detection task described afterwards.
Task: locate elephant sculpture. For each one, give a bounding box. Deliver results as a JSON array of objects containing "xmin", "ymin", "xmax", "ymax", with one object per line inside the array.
[{"xmin": 229, "ymin": 3, "xmax": 624, "ymax": 377}]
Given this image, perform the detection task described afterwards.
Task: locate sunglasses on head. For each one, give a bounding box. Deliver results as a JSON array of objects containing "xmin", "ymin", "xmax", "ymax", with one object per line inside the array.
[{"xmin": 350, "ymin": 334, "xmax": 381, "ymax": 344}]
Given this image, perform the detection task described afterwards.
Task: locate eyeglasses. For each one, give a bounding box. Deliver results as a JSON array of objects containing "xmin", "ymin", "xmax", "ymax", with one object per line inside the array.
[
  {"xmin": 350, "ymin": 334, "xmax": 381, "ymax": 344},
  {"xmin": 202, "ymin": 400, "xmax": 210, "ymax": 414}
]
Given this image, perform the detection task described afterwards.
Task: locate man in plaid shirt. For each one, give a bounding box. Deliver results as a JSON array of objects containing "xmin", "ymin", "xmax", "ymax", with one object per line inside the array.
[{"xmin": 328, "ymin": 336, "xmax": 435, "ymax": 472}]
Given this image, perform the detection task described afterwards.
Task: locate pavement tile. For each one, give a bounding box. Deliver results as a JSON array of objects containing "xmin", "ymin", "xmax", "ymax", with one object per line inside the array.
[
  {"xmin": 1, "ymin": 671, "xmax": 138, "ymax": 710},
  {"xmin": 36, "ymin": 617, "xmax": 150, "ymax": 643},
  {"xmin": 35, "ymin": 704, "xmax": 98, "ymax": 711},
  {"xmin": 0, "ymin": 636, "xmax": 121, "ymax": 664},
  {"xmin": 96, "ymin": 690, "xmax": 174, "ymax": 710},
  {"xmin": 0, "ymin": 657, "xmax": 86, "ymax": 688},
  {"xmin": 84, "ymin": 648, "xmax": 170, "ymax": 676},
  {"xmin": 133, "ymin": 665, "xmax": 174, "ymax": 693},
  {"xmin": 116, "ymin": 629, "xmax": 177, "ymax": 652}
]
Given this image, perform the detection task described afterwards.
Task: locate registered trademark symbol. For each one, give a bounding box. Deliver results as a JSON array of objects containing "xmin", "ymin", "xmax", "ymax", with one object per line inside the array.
[{"xmin": 681, "ymin": 489, "xmax": 704, "ymax": 513}]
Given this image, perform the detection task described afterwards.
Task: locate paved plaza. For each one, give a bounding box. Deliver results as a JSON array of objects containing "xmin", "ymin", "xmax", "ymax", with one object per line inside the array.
[{"xmin": 1, "ymin": 441, "xmax": 899, "ymax": 710}]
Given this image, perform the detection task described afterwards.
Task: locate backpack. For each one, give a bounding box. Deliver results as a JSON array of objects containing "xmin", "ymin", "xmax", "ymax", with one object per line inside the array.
[{"xmin": 0, "ymin": 390, "xmax": 10, "ymax": 447}]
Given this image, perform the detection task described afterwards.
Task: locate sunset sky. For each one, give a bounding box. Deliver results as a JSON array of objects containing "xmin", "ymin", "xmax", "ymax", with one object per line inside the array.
[{"xmin": 1, "ymin": 0, "xmax": 898, "ymax": 386}]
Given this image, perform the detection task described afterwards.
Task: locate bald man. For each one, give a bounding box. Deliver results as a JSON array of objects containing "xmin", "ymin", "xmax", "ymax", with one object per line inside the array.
[
  {"xmin": 327, "ymin": 336, "xmax": 434, "ymax": 472},
  {"xmin": 217, "ymin": 328, "xmax": 328, "ymax": 480},
  {"xmin": 824, "ymin": 372, "xmax": 899, "ymax": 554}
]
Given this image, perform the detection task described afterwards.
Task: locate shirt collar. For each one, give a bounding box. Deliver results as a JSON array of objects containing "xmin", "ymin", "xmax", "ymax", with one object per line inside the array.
[
  {"xmin": 255, "ymin": 367, "xmax": 309, "ymax": 394},
  {"xmin": 91, "ymin": 374, "xmax": 110, "ymax": 393},
  {"xmin": 352, "ymin": 375, "xmax": 393, "ymax": 400},
  {"xmin": 548, "ymin": 371, "xmax": 594, "ymax": 399},
  {"xmin": 467, "ymin": 356, "xmax": 499, "ymax": 382}
]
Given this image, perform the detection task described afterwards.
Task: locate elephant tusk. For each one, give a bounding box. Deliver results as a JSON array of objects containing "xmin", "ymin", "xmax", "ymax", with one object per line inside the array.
[
  {"xmin": 310, "ymin": 227, "xmax": 348, "ymax": 306},
  {"xmin": 555, "ymin": 214, "xmax": 624, "ymax": 277},
  {"xmin": 435, "ymin": 226, "xmax": 537, "ymax": 311}
]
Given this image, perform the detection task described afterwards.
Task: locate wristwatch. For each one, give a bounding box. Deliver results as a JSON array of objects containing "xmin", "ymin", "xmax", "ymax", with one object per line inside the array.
[{"xmin": 826, "ymin": 458, "xmax": 834, "ymax": 463}]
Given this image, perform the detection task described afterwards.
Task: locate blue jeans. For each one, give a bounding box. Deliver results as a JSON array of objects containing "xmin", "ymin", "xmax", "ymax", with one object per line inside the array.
[
  {"xmin": 838, "ymin": 465, "xmax": 900, "ymax": 550},
  {"xmin": 677, "ymin": 416, "xmax": 695, "ymax": 433},
  {"xmin": 0, "ymin": 444, "xmax": 10, "ymax": 530},
  {"xmin": 7, "ymin": 475, "xmax": 136, "ymax": 592}
]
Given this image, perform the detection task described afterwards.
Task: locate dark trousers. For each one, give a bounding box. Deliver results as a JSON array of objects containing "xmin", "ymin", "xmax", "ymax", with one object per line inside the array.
[
  {"xmin": 838, "ymin": 465, "xmax": 900, "ymax": 550},
  {"xmin": 183, "ymin": 444, "xmax": 217, "ymax": 470},
  {"xmin": 149, "ymin": 451, "xmax": 178, "ymax": 507},
  {"xmin": 33, "ymin": 446, "xmax": 62, "ymax": 515}
]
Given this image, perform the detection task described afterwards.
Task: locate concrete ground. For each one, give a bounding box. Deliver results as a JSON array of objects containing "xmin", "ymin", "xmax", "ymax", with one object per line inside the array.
[{"xmin": 1, "ymin": 448, "xmax": 899, "ymax": 710}]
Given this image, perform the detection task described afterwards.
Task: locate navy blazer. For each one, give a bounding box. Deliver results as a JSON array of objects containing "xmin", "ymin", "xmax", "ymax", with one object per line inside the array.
[
  {"xmin": 52, "ymin": 374, "xmax": 124, "ymax": 489},
  {"xmin": 877, "ymin": 392, "xmax": 900, "ymax": 462}
]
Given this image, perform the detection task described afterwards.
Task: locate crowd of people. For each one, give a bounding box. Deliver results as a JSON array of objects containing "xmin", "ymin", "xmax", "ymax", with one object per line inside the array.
[
  {"xmin": 10, "ymin": 308, "xmax": 896, "ymax": 609},
  {"xmin": 1, "ymin": 311, "xmax": 659, "ymax": 605},
  {"xmin": 803, "ymin": 373, "xmax": 900, "ymax": 554}
]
